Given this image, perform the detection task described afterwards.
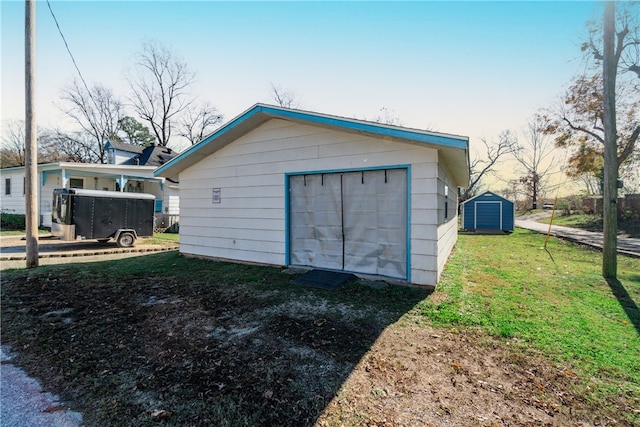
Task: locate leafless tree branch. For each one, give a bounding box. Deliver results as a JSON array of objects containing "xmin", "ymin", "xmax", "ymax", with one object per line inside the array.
[
  {"xmin": 178, "ymin": 102, "xmax": 224, "ymax": 145},
  {"xmin": 127, "ymin": 40, "xmax": 196, "ymax": 146}
]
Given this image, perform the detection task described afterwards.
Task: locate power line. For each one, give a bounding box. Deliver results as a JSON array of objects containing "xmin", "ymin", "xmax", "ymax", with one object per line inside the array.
[{"xmin": 46, "ymin": 0, "xmax": 97, "ymax": 107}]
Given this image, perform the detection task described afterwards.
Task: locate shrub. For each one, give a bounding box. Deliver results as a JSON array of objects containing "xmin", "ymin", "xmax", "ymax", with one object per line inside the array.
[{"xmin": 0, "ymin": 211, "xmax": 26, "ymax": 230}]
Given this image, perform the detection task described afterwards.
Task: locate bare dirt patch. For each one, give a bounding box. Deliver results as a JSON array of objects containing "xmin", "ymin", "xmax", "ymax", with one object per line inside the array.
[
  {"xmin": 317, "ymin": 325, "xmax": 611, "ymax": 426},
  {"xmin": 0, "ymin": 257, "xmax": 634, "ymax": 426}
]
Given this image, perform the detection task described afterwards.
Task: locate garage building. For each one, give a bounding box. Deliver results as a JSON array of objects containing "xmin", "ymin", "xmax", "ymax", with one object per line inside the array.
[{"xmin": 155, "ymin": 104, "xmax": 469, "ymax": 286}]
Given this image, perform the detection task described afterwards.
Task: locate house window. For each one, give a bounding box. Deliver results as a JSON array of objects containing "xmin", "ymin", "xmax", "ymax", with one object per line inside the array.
[
  {"xmin": 444, "ymin": 185, "xmax": 449, "ymax": 220},
  {"xmin": 5, "ymin": 178, "xmax": 11, "ymax": 195},
  {"xmin": 69, "ymin": 178, "xmax": 84, "ymax": 189}
]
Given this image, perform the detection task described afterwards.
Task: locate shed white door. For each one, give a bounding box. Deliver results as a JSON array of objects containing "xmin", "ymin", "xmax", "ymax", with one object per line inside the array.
[{"xmin": 289, "ymin": 169, "xmax": 407, "ymax": 279}]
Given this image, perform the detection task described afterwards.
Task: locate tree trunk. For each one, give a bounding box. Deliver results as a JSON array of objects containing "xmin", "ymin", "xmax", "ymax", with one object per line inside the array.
[{"xmin": 602, "ymin": 1, "xmax": 617, "ymax": 279}]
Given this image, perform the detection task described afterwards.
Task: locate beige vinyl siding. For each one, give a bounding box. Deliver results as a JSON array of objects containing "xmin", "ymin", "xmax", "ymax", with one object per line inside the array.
[
  {"xmin": 178, "ymin": 118, "xmax": 449, "ymax": 285},
  {"xmin": 0, "ymin": 170, "xmax": 54, "ymax": 227},
  {"xmin": 163, "ymin": 186, "xmax": 180, "ymax": 215},
  {"xmin": 0, "ymin": 171, "xmax": 24, "ymax": 213},
  {"xmin": 437, "ymin": 217, "xmax": 458, "ymax": 279},
  {"xmin": 407, "ymin": 162, "xmax": 440, "ymax": 284},
  {"xmin": 435, "ymin": 161, "xmax": 460, "ymax": 281}
]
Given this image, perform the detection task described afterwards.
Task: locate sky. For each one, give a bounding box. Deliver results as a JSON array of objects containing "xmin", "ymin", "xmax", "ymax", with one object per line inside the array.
[{"xmin": 0, "ymin": 0, "xmax": 605, "ymax": 192}]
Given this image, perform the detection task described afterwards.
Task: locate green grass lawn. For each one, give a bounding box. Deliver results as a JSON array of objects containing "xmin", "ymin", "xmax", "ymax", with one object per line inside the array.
[
  {"xmin": 148, "ymin": 232, "xmax": 179, "ymax": 243},
  {"xmin": 410, "ymin": 228, "xmax": 640, "ymax": 418}
]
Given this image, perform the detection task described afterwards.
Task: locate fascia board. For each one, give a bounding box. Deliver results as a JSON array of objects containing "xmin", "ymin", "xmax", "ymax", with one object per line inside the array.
[{"xmin": 155, "ymin": 103, "xmax": 470, "ymax": 178}]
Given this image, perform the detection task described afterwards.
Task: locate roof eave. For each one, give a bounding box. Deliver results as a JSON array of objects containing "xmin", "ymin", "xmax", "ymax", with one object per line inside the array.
[
  {"xmin": 462, "ymin": 190, "xmax": 512, "ymax": 205},
  {"xmin": 155, "ymin": 103, "xmax": 470, "ymax": 178},
  {"xmin": 155, "ymin": 104, "xmax": 271, "ymax": 177}
]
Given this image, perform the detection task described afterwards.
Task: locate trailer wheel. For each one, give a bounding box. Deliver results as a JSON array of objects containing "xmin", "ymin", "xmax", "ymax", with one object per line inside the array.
[{"xmin": 116, "ymin": 232, "xmax": 135, "ymax": 248}]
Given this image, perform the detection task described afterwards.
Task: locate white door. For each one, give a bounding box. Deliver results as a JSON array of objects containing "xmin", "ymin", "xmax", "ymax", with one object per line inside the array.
[{"xmin": 289, "ymin": 169, "xmax": 407, "ymax": 279}]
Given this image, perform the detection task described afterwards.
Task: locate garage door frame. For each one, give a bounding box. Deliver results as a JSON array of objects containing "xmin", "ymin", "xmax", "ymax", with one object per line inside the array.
[
  {"xmin": 285, "ymin": 165, "xmax": 411, "ymax": 281},
  {"xmin": 475, "ymin": 201, "xmax": 502, "ymax": 229}
]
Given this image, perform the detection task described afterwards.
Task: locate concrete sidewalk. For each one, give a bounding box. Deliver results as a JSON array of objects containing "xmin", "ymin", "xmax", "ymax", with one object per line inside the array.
[
  {"xmin": 1, "ymin": 346, "xmax": 82, "ymax": 427},
  {"xmin": 515, "ymin": 215, "xmax": 640, "ymax": 258}
]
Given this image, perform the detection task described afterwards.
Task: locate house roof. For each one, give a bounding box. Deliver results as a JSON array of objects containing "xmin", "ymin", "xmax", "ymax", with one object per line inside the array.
[
  {"xmin": 122, "ymin": 146, "xmax": 177, "ymax": 167},
  {"xmin": 105, "ymin": 140, "xmax": 145, "ymax": 155},
  {"xmin": 154, "ymin": 103, "xmax": 470, "ymax": 186}
]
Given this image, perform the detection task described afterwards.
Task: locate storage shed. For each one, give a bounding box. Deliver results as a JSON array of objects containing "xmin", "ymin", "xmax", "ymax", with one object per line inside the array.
[
  {"xmin": 461, "ymin": 191, "xmax": 514, "ymax": 232},
  {"xmin": 155, "ymin": 104, "xmax": 469, "ymax": 286}
]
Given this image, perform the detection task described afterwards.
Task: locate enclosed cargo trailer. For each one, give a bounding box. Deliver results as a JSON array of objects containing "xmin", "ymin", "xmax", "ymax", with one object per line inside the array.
[{"xmin": 51, "ymin": 188, "xmax": 155, "ymax": 247}]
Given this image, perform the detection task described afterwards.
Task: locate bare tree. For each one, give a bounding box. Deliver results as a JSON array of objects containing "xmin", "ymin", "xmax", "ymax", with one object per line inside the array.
[
  {"xmin": 513, "ymin": 115, "xmax": 557, "ymax": 210},
  {"xmin": 270, "ymin": 83, "xmax": 298, "ymax": 108},
  {"xmin": 59, "ymin": 79, "xmax": 123, "ymax": 163},
  {"xmin": 178, "ymin": 102, "xmax": 224, "ymax": 145},
  {"xmin": 460, "ymin": 130, "xmax": 518, "ymax": 202},
  {"xmin": 128, "ymin": 40, "xmax": 195, "ymax": 147},
  {"xmin": 0, "ymin": 120, "xmax": 26, "ymax": 167},
  {"xmin": 40, "ymin": 129, "xmax": 99, "ymax": 163},
  {"xmin": 0, "ymin": 121, "xmax": 67, "ymax": 167},
  {"xmin": 499, "ymin": 179, "xmax": 525, "ymax": 205},
  {"xmin": 583, "ymin": 2, "xmax": 640, "ymax": 79}
]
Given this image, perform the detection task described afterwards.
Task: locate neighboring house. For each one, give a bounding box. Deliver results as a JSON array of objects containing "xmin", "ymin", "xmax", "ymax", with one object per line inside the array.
[
  {"xmin": 155, "ymin": 104, "xmax": 469, "ymax": 286},
  {"xmin": 105, "ymin": 140, "xmax": 178, "ymax": 168},
  {"xmin": 1, "ymin": 143, "xmax": 179, "ymax": 228},
  {"xmin": 105, "ymin": 140, "xmax": 145, "ymax": 165},
  {"xmin": 460, "ymin": 191, "xmax": 515, "ymax": 233}
]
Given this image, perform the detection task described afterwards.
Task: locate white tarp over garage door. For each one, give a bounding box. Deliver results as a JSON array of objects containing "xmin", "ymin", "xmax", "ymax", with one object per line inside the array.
[{"xmin": 289, "ymin": 168, "xmax": 407, "ymax": 279}]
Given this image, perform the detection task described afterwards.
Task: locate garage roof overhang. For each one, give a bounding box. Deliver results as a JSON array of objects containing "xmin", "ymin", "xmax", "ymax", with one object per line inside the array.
[{"xmin": 155, "ymin": 103, "xmax": 470, "ymax": 187}]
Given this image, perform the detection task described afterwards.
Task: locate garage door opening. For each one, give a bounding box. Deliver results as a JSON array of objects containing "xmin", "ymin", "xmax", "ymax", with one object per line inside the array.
[
  {"xmin": 288, "ymin": 168, "xmax": 407, "ymax": 279},
  {"xmin": 475, "ymin": 202, "xmax": 502, "ymax": 229}
]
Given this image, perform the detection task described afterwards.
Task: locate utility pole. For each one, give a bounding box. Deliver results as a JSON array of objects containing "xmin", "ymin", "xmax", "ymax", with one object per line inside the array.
[
  {"xmin": 602, "ymin": 1, "xmax": 617, "ymax": 279},
  {"xmin": 25, "ymin": 0, "xmax": 39, "ymax": 268}
]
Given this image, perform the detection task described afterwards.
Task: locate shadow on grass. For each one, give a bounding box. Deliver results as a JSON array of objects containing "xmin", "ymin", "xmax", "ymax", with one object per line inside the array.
[
  {"xmin": 606, "ymin": 278, "xmax": 640, "ymax": 336},
  {"xmin": 0, "ymin": 252, "xmax": 431, "ymax": 426}
]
